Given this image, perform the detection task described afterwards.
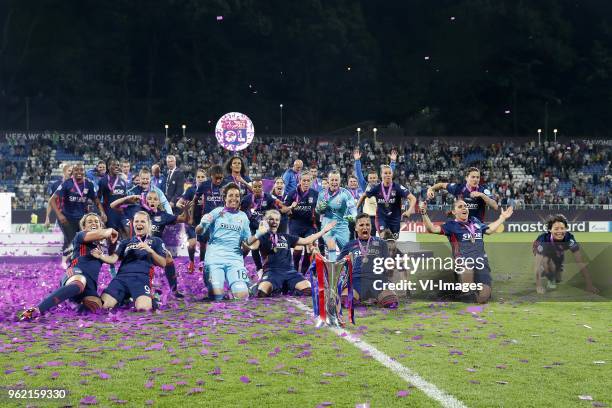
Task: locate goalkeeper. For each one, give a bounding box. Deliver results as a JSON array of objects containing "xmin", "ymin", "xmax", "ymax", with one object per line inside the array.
[{"xmin": 315, "ymin": 170, "xmax": 358, "ymax": 261}]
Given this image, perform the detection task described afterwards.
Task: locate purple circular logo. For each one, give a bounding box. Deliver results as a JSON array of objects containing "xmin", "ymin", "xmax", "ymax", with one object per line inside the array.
[{"xmin": 215, "ymin": 112, "xmax": 255, "ymax": 151}]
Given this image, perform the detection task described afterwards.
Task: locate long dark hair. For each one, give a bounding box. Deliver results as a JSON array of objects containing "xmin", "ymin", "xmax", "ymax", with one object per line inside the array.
[{"xmin": 224, "ymin": 156, "xmax": 249, "ymax": 177}]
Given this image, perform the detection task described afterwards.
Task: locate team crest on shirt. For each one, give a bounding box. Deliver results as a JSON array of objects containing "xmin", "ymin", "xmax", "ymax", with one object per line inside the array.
[
  {"xmin": 462, "ymin": 232, "xmax": 483, "ymax": 241},
  {"xmin": 309, "ymin": 197, "xmax": 314, "ymax": 203},
  {"xmin": 83, "ymin": 188, "xmax": 89, "ymax": 194},
  {"xmin": 154, "ymin": 216, "xmax": 162, "ymax": 222},
  {"xmin": 373, "ymin": 240, "xmax": 380, "ymax": 246}
]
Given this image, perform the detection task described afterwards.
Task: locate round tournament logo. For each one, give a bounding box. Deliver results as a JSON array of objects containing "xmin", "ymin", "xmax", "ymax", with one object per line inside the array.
[{"xmin": 215, "ymin": 112, "xmax": 255, "ymax": 151}]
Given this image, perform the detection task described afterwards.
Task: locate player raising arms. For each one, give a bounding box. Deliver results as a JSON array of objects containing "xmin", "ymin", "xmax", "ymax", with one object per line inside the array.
[
  {"xmin": 427, "ymin": 167, "xmax": 498, "ymax": 221},
  {"xmin": 420, "ymin": 200, "xmax": 513, "ymax": 303},
  {"xmin": 353, "ymin": 148, "xmax": 397, "ymax": 235},
  {"xmin": 101, "ymin": 211, "xmax": 167, "ymax": 312},
  {"xmin": 224, "ymin": 156, "xmax": 252, "ymax": 196},
  {"xmin": 284, "ymin": 171, "xmax": 319, "ymax": 274},
  {"xmin": 195, "ymin": 183, "xmax": 252, "ymax": 301},
  {"xmin": 177, "ymin": 168, "xmax": 207, "ymax": 273},
  {"xmin": 346, "ymin": 176, "xmax": 363, "ymax": 239},
  {"xmin": 357, "ymin": 165, "xmax": 416, "ymax": 240},
  {"xmin": 533, "ymin": 214, "xmax": 598, "ymax": 294},
  {"xmin": 98, "ymin": 159, "xmax": 129, "ymax": 237},
  {"xmin": 270, "ymin": 177, "xmax": 290, "ymax": 233},
  {"xmin": 338, "ymin": 213, "xmax": 398, "ymax": 308},
  {"xmin": 247, "ymin": 210, "xmax": 336, "ymax": 297},
  {"xmin": 315, "ymin": 170, "xmax": 357, "ymax": 261},
  {"xmin": 18, "ymin": 214, "xmax": 118, "ymax": 320},
  {"xmin": 50, "ymin": 163, "xmax": 107, "ymax": 268}
]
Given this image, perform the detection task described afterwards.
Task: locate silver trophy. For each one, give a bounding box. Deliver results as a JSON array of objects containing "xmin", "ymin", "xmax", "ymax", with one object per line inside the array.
[{"xmin": 314, "ymin": 256, "xmax": 348, "ymax": 328}]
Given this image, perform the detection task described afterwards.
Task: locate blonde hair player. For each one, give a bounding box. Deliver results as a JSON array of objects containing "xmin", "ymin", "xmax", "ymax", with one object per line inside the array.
[{"xmin": 101, "ymin": 211, "xmax": 167, "ymax": 312}]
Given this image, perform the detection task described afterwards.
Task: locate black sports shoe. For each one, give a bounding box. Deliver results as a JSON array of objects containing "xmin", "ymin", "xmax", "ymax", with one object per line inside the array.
[
  {"xmin": 17, "ymin": 307, "xmax": 38, "ymax": 321},
  {"xmin": 173, "ymin": 291, "xmax": 185, "ymax": 299}
]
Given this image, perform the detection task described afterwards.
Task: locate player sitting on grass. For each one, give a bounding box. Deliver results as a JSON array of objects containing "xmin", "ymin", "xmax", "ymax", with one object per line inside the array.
[
  {"xmin": 18, "ymin": 213, "xmax": 118, "ymax": 320},
  {"xmin": 533, "ymin": 214, "xmax": 598, "ymax": 295},
  {"xmin": 111, "ymin": 191, "xmax": 190, "ymax": 298},
  {"xmin": 101, "ymin": 211, "xmax": 167, "ymax": 312},
  {"xmin": 247, "ymin": 209, "xmax": 336, "ymax": 297},
  {"xmin": 195, "ymin": 183, "xmax": 252, "ymax": 301},
  {"xmin": 338, "ymin": 213, "xmax": 399, "ymax": 308},
  {"xmin": 420, "ymin": 200, "xmax": 513, "ymax": 304}
]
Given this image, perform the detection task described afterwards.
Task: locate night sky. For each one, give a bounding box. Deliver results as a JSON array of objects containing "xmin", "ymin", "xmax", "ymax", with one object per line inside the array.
[{"xmin": 1, "ymin": 0, "xmax": 612, "ymax": 136}]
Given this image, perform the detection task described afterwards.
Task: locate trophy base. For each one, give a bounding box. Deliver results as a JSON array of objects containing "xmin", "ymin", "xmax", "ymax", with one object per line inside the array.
[{"xmin": 315, "ymin": 316, "xmax": 345, "ymax": 329}]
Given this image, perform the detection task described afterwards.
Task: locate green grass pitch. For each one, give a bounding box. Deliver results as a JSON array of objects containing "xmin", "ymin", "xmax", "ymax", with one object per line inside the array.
[{"xmin": 0, "ymin": 232, "xmax": 609, "ymax": 407}]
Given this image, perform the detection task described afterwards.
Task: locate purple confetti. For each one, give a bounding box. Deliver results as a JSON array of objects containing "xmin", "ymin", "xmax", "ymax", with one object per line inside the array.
[
  {"xmin": 396, "ymin": 390, "xmax": 410, "ymax": 397},
  {"xmin": 240, "ymin": 375, "xmax": 251, "ymax": 384},
  {"xmin": 80, "ymin": 396, "xmax": 98, "ymax": 405},
  {"xmin": 161, "ymin": 384, "xmax": 175, "ymax": 392}
]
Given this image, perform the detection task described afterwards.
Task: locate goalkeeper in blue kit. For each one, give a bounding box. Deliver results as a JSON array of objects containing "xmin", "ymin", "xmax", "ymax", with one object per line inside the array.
[
  {"xmin": 315, "ymin": 170, "xmax": 357, "ymax": 261},
  {"xmin": 196, "ymin": 183, "xmax": 252, "ymax": 300}
]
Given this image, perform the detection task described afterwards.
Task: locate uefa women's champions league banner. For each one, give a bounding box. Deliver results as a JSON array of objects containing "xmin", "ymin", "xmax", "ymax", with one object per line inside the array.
[{"xmin": 1, "ymin": 131, "xmax": 150, "ymax": 144}]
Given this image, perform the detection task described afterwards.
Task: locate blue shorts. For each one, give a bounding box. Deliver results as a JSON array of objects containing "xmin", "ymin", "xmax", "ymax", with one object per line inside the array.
[
  {"xmin": 460, "ymin": 259, "xmax": 492, "ymax": 287},
  {"xmin": 278, "ymin": 217, "xmax": 288, "ymax": 234},
  {"xmin": 322, "ymin": 221, "xmax": 350, "ymax": 249},
  {"xmin": 105, "ymin": 209, "xmax": 126, "ymax": 231},
  {"xmin": 289, "ymin": 222, "xmax": 316, "ymax": 238},
  {"xmin": 186, "ymin": 225, "xmax": 196, "ymax": 240},
  {"xmin": 473, "ymin": 265, "xmax": 492, "ymax": 286},
  {"xmin": 103, "ymin": 274, "xmax": 152, "ymax": 302},
  {"xmin": 261, "ymin": 271, "xmax": 305, "ymax": 292},
  {"xmin": 376, "ymin": 215, "xmax": 400, "ymax": 236},
  {"xmin": 206, "ymin": 260, "xmax": 249, "ymax": 293},
  {"xmin": 343, "ymin": 275, "xmax": 387, "ymax": 301},
  {"xmin": 60, "ymin": 268, "xmax": 99, "ymax": 300}
]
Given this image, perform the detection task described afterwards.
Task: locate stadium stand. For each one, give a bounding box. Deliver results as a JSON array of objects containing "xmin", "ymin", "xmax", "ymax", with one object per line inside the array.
[{"xmin": 1, "ymin": 135, "xmax": 609, "ymax": 209}]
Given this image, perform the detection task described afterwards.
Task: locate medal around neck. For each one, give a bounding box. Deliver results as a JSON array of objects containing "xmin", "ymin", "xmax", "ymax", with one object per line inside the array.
[{"xmin": 215, "ymin": 112, "xmax": 255, "ymax": 151}]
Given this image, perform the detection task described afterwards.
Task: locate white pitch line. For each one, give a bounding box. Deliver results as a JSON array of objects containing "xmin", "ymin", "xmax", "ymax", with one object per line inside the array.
[{"xmin": 286, "ymin": 298, "xmax": 468, "ymax": 408}]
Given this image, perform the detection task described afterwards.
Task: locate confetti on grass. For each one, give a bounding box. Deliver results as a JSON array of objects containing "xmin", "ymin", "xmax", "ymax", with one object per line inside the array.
[{"xmin": 80, "ymin": 396, "xmax": 98, "ymax": 405}]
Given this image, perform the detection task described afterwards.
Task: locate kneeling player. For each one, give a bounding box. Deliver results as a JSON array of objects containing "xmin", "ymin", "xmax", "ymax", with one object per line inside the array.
[
  {"xmin": 420, "ymin": 200, "xmax": 513, "ymax": 303},
  {"xmin": 101, "ymin": 211, "xmax": 167, "ymax": 312},
  {"xmin": 248, "ymin": 210, "xmax": 335, "ymax": 297},
  {"xmin": 338, "ymin": 213, "xmax": 399, "ymax": 308},
  {"xmin": 533, "ymin": 214, "xmax": 598, "ymax": 294},
  {"xmin": 112, "ymin": 191, "xmax": 189, "ymax": 298},
  {"xmin": 196, "ymin": 183, "xmax": 252, "ymax": 301},
  {"xmin": 18, "ymin": 213, "xmax": 118, "ymax": 320}
]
